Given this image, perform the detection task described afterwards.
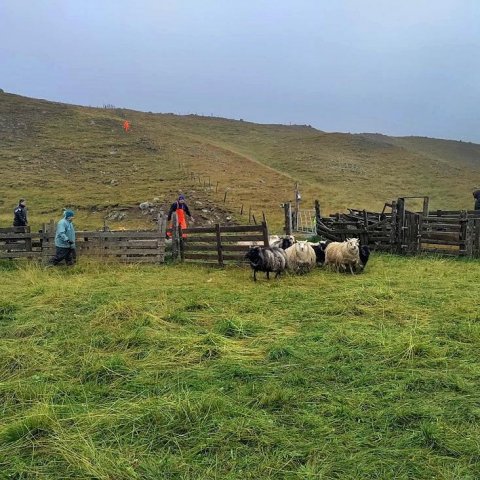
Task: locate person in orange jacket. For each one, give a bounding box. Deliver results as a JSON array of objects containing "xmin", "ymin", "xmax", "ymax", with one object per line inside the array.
[{"xmin": 167, "ymin": 194, "xmax": 194, "ymax": 237}]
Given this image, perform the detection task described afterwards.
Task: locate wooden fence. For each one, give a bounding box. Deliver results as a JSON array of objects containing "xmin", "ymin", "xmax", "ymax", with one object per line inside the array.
[
  {"xmin": 311, "ymin": 197, "xmax": 480, "ymax": 257},
  {"xmin": 0, "ymin": 219, "xmax": 167, "ymax": 264},
  {"xmin": 1, "ymin": 216, "xmax": 268, "ymax": 266},
  {"xmin": 169, "ymin": 217, "xmax": 269, "ymax": 267},
  {"xmin": 0, "ymin": 226, "xmax": 42, "ymax": 260}
]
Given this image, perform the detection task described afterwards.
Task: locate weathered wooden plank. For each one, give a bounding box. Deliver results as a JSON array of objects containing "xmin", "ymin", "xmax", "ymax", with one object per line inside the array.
[
  {"xmin": 420, "ymin": 239, "xmax": 461, "ymax": 246},
  {"xmin": 76, "ymin": 248, "xmax": 163, "ymax": 255},
  {"xmin": 183, "ymin": 244, "xmax": 256, "ymax": 252},
  {"xmin": 222, "ymin": 254, "xmax": 248, "ymax": 261},
  {"xmin": 0, "ymin": 244, "xmax": 29, "ymax": 252},
  {"xmin": 220, "ymin": 244, "xmax": 254, "ymax": 252},
  {"xmin": 423, "ymin": 218, "xmax": 463, "ymax": 225},
  {"xmin": 181, "ymin": 226, "xmax": 217, "ymax": 234},
  {"xmin": 116, "ymin": 257, "xmax": 164, "ymax": 263},
  {"xmin": 183, "ymin": 253, "xmax": 219, "ymax": 261},
  {"xmin": 220, "ymin": 235, "xmax": 265, "ymax": 243},
  {"xmin": 0, "ymin": 227, "xmax": 30, "ymax": 234},
  {"xmin": 183, "ymin": 245, "xmax": 218, "ymax": 252},
  {"xmin": 182, "ymin": 236, "xmax": 216, "ymax": 243},
  {"xmin": 76, "ymin": 231, "xmax": 161, "ymax": 239},
  {"xmin": 0, "ymin": 233, "xmax": 36, "ymax": 240},
  {"xmin": 219, "ymin": 225, "xmax": 265, "ymax": 233},
  {"xmin": 76, "ymin": 239, "xmax": 161, "ymax": 247},
  {"xmin": 0, "ymin": 251, "xmax": 41, "ymax": 258}
]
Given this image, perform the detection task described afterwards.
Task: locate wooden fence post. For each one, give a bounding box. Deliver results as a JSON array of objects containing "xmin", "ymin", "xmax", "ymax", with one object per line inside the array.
[
  {"xmin": 179, "ymin": 225, "xmax": 185, "ymax": 262},
  {"xmin": 284, "ymin": 203, "xmax": 291, "ymax": 236},
  {"xmin": 459, "ymin": 210, "xmax": 468, "ymax": 255},
  {"xmin": 465, "ymin": 218, "xmax": 474, "ymax": 257},
  {"xmin": 157, "ymin": 213, "xmax": 167, "ymax": 263},
  {"xmin": 24, "ymin": 226, "xmax": 32, "ymax": 253},
  {"xmin": 389, "ymin": 200, "xmax": 397, "ymax": 253},
  {"xmin": 262, "ymin": 221, "xmax": 270, "ymax": 247},
  {"xmin": 171, "ymin": 212, "xmax": 179, "ymax": 260},
  {"xmin": 473, "ymin": 218, "xmax": 480, "ymax": 258},
  {"xmin": 396, "ymin": 198, "xmax": 405, "ymax": 253},
  {"xmin": 41, "ymin": 220, "xmax": 55, "ymax": 264},
  {"xmin": 215, "ymin": 224, "xmax": 223, "ymax": 266}
]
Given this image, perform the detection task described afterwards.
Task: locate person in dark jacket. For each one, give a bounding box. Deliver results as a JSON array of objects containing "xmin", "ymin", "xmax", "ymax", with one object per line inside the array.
[
  {"xmin": 13, "ymin": 199, "xmax": 28, "ymax": 227},
  {"xmin": 473, "ymin": 189, "xmax": 480, "ymax": 210},
  {"xmin": 167, "ymin": 194, "xmax": 194, "ymax": 237},
  {"xmin": 47, "ymin": 210, "xmax": 77, "ymax": 266}
]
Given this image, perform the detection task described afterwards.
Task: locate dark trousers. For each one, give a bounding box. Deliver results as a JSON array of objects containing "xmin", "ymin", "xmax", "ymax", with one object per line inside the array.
[{"xmin": 49, "ymin": 247, "xmax": 77, "ymax": 266}]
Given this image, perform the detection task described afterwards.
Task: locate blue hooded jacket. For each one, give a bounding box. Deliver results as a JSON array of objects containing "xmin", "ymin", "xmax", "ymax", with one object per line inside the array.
[{"xmin": 55, "ymin": 211, "xmax": 76, "ymax": 248}]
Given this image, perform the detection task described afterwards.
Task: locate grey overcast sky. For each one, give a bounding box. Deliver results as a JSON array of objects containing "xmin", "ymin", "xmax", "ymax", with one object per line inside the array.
[{"xmin": 1, "ymin": 0, "xmax": 479, "ymax": 142}]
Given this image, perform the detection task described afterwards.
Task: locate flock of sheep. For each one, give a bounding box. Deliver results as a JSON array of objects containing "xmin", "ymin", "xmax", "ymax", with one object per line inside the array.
[{"xmin": 244, "ymin": 235, "xmax": 370, "ymax": 281}]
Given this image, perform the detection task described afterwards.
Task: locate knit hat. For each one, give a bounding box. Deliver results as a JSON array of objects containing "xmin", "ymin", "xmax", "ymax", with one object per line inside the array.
[
  {"xmin": 178, "ymin": 194, "xmax": 186, "ymax": 201},
  {"xmin": 64, "ymin": 209, "xmax": 75, "ymax": 219}
]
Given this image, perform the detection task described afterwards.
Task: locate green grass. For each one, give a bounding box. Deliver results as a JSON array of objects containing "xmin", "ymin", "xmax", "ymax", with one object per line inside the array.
[{"xmin": 1, "ymin": 255, "xmax": 479, "ymax": 479}]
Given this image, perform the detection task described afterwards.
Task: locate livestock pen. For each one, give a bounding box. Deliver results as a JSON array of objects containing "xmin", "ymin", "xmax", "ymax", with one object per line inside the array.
[{"xmin": 284, "ymin": 197, "xmax": 480, "ymax": 257}]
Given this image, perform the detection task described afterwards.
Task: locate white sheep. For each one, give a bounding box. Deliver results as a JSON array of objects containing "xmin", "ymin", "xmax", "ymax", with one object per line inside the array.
[
  {"xmin": 284, "ymin": 241, "xmax": 316, "ymax": 274},
  {"xmin": 324, "ymin": 238, "xmax": 360, "ymax": 273}
]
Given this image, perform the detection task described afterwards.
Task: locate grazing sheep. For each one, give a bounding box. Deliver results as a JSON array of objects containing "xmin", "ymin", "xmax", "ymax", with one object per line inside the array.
[
  {"xmin": 358, "ymin": 245, "xmax": 371, "ymax": 271},
  {"xmin": 308, "ymin": 240, "xmax": 330, "ymax": 265},
  {"xmin": 270, "ymin": 235, "xmax": 296, "ymax": 250},
  {"xmin": 284, "ymin": 241, "xmax": 316, "ymax": 274},
  {"xmin": 324, "ymin": 238, "xmax": 360, "ymax": 273},
  {"xmin": 245, "ymin": 246, "xmax": 288, "ymax": 281}
]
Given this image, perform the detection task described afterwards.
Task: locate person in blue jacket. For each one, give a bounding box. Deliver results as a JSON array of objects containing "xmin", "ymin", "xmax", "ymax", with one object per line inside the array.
[{"xmin": 48, "ymin": 210, "xmax": 77, "ymax": 266}]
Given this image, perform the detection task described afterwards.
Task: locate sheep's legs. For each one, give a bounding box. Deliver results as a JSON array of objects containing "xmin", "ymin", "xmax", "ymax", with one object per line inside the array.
[{"xmin": 266, "ymin": 271, "xmax": 270, "ymax": 280}]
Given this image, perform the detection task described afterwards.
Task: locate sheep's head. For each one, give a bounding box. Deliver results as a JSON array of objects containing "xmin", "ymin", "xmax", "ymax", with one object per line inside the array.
[
  {"xmin": 346, "ymin": 238, "xmax": 360, "ymax": 253},
  {"xmin": 296, "ymin": 241, "xmax": 308, "ymax": 252},
  {"xmin": 281, "ymin": 236, "xmax": 295, "ymax": 250},
  {"xmin": 245, "ymin": 246, "xmax": 263, "ymax": 265}
]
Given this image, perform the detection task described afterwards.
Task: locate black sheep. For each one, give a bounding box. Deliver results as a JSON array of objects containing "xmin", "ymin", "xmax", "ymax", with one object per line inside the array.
[
  {"xmin": 359, "ymin": 245, "xmax": 370, "ymax": 269},
  {"xmin": 311, "ymin": 241, "xmax": 330, "ymax": 265},
  {"xmin": 245, "ymin": 246, "xmax": 288, "ymax": 281}
]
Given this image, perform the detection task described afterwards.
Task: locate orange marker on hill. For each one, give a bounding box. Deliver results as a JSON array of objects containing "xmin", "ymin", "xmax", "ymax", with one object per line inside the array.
[{"xmin": 123, "ymin": 120, "xmax": 130, "ymax": 133}]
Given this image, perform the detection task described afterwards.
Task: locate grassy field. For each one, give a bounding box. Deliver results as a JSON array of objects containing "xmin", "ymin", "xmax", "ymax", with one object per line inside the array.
[{"xmin": 1, "ymin": 256, "xmax": 479, "ymax": 479}]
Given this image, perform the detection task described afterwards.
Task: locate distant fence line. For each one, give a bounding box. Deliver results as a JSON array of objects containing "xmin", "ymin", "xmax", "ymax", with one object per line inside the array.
[
  {"xmin": 285, "ymin": 197, "xmax": 480, "ymax": 258},
  {"xmin": 178, "ymin": 162, "xmax": 265, "ymax": 225}
]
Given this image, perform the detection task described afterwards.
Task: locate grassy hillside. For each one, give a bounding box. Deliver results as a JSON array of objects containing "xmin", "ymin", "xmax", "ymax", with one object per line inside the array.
[
  {"xmin": 1, "ymin": 256, "xmax": 479, "ymax": 479},
  {"xmin": 1, "ymin": 91, "xmax": 480, "ymax": 232}
]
